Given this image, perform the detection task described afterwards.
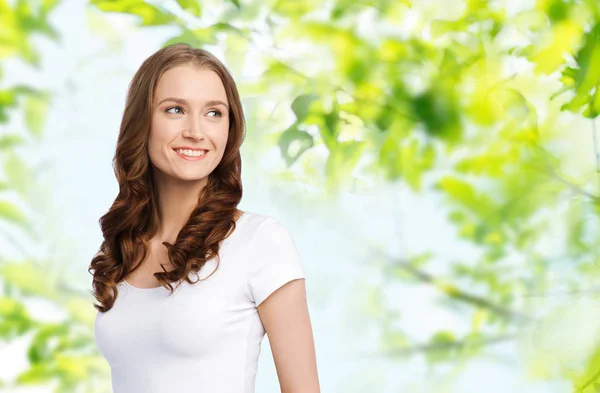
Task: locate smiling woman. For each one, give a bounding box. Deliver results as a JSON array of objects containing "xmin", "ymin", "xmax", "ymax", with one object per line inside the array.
[
  {"xmin": 89, "ymin": 43, "xmax": 321, "ymax": 393},
  {"xmin": 149, "ymin": 64, "xmax": 230, "ymax": 182}
]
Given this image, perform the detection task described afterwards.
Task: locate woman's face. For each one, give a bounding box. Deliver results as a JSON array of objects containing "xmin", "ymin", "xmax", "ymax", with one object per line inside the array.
[{"xmin": 148, "ymin": 63, "xmax": 230, "ymax": 185}]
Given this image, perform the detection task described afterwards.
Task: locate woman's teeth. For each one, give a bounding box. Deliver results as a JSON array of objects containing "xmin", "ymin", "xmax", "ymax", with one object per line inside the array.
[{"xmin": 176, "ymin": 149, "xmax": 207, "ymax": 157}]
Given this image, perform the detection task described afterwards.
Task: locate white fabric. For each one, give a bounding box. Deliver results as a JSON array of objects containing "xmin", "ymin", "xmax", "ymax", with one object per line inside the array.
[{"xmin": 94, "ymin": 212, "xmax": 305, "ymax": 393}]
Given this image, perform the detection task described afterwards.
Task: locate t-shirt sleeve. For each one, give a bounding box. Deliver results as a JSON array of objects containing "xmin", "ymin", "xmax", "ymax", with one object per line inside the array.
[{"xmin": 246, "ymin": 217, "xmax": 306, "ymax": 307}]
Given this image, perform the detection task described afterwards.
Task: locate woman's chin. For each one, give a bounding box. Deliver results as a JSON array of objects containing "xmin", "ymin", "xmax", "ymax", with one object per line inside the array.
[{"xmin": 168, "ymin": 173, "xmax": 209, "ymax": 184}]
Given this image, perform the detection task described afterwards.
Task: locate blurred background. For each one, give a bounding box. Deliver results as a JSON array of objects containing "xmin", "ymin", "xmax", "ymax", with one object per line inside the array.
[{"xmin": 0, "ymin": 0, "xmax": 599, "ymax": 392}]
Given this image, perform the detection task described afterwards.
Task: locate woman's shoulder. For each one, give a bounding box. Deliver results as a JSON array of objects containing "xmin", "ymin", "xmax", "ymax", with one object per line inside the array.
[
  {"xmin": 239, "ymin": 210, "xmax": 284, "ymax": 234},
  {"xmin": 238, "ymin": 211, "xmax": 299, "ymax": 250}
]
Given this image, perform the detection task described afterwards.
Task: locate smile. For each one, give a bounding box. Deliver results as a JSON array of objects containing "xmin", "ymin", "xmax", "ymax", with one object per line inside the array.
[{"xmin": 174, "ymin": 148, "xmax": 208, "ymax": 161}]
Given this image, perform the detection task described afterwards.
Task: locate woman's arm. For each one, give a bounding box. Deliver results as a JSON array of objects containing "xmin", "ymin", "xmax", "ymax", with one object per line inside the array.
[{"xmin": 257, "ymin": 278, "xmax": 321, "ymax": 393}]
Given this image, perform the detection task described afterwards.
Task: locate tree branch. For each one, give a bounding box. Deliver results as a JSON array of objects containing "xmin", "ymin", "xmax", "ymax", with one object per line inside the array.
[
  {"xmin": 546, "ymin": 165, "xmax": 598, "ymax": 201},
  {"xmin": 531, "ymin": 144, "xmax": 599, "ymax": 201},
  {"xmin": 353, "ymin": 333, "xmax": 516, "ymax": 359},
  {"xmin": 577, "ymin": 365, "xmax": 600, "ymax": 393},
  {"xmin": 381, "ymin": 253, "xmax": 533, "ymax": 323}
]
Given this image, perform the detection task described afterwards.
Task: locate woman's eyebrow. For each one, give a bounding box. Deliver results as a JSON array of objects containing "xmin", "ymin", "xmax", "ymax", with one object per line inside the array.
[{"xmin": 157, "ymin": 97, "xmax": 229, "ymax": 110}]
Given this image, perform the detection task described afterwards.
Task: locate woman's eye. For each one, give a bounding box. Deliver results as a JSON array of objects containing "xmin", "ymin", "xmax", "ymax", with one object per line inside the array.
[
  {"xmin": 166, "ymin": 106, "xmax": 183, "ymax": 114},
  {"xmin": 207, "ymin": 110, "xmax": 222, "ymax": 118}
]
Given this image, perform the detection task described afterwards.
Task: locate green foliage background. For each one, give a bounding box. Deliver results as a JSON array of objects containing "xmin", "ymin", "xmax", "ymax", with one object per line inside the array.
[{"xmin": 1, "ymin": 0, "xmax": 600, "ymax": 392}]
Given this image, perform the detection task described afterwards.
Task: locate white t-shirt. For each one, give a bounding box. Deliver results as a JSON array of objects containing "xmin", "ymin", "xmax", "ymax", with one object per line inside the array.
[{"xmin": 94, "ymin": 212, "xmax": 305, "ymax": 393}]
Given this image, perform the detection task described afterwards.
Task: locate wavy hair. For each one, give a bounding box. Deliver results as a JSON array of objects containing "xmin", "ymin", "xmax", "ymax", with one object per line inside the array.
[{"xmin": 88, "ymin": 43, "xmax": 245, "ymax": 312}]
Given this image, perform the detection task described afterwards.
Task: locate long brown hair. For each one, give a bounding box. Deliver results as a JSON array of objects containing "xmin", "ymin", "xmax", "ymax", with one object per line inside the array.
[{"xmin": 88, "ymin": 43, "xmax": 245, "ymax": 312}]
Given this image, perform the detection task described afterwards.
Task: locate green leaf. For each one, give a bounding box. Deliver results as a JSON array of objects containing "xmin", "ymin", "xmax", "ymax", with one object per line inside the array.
[
  {"xmin": 411, "ymin": 87, "xmax": 461, "ymax": 142},
  {"xmin": 321, "ymin": 110, "xmax": 340, "ymax": 149},
  {"xmin": 531, "ymin": 20, "xmax": 583, "ymax": 75},
  {"xmin": 5, "ymin": 151, "xmax": 32, "ymax": 196},
  {"xmin": 163, "ymin": 27, "xmax": 217, "ymax": 47},
  {"xmin": 378, "ymin": 136, "xmax": 402, "ymax": 180},
  {"xmin": 260, "ymin": 60, "xmax": 301, "ymax": 83},
  {"xmin": 400, "ymin": 138, "xmax": 428, "ymax": 191},
  {"xmin": 570, "ymin": 344, "xmax": 600, "ymax": 391},
  {"xmin": 431, "ymin": 331, "xmax": 456, "ymax": 343},
  {"xmin": 0, "ymin": 134, "xmax": 25, "ymax": 149},
  {"xmin": 28, "ymin": 322, "xmax": 70, "ymax": 363},
  {"xmin": 378, "ymin": 133, "xmax": 434, "ymax": 187},
  {"xmin": 528, "ymin": 143, "xmax": 561, "ymax": 170},
  {"xmin": 0, "ymin": 296, "xmax": 35, "ymax": 339},
  {"xmin": 90, "ymin": 0, "xmax": 175, "ymax": 26},
  {"xmin": 410, "ymin": 252, "xmax": 433, "ymax": 268},
  {"xmin": 0, "ymin": 88, "xmax": 18, "ymax": 107},
  {"xmin": 325, "ymin": 140, "xmax": 365, "ymax": 193},
  {"xmin": 546, "ymin": 0, "xmax": 571, "ymax": 22},
  {"xmin": 41, "ymin": 0, "xmax": 61, "ymax": 14},
  {"xmin": 0, "ymin": 297, "xmax": 25, "ymax": 316},
  {"xmin": 438, "ymin": 177, "xmax": 496, "ymax": 216},
  {"xmin": 563, "ymin": 23, "xmax": 600, "ymax": 117},
  {"xmin": 274, "ymin": 0, "xmax": 319, "ymax": 18},
  {"xmin": 230, "ymin": 0, "xmax": 241, "ymax": 9},
  {"xmin": 277, "ymin": 123, "xmax": 314, "ymax": 167},
  {"xmin": 291, "ymin": 94, "xmax": 318, "ymax": 121},
  {"xmin": 0, "ymin": 86, "xmax": 38, "ymax": 123},
  {"xmin": 0, "ymin": 200, "xmax": 27, "ymax": 225},
  {"xmin": 0, "ymin": 261, "xmax": 57, "ymax": 299},
  {"xmin": 426, "ymin": 331, "xmax": 457, "ymax": 363},
  {"xmin": 176, "ymin": 0, "xmax": 201, "ymax": 17},
  {"xmin": 15, "ymin": 363, "xmax": 54, "ymax": 384},
  {"xmin": 24, "ymin": 93, "xmax": 49, "ymax": 139},
  {"xmin": 430, "ymin": 20, "xmax": 464, "ymax": 38},
  {"xmin": 513, "ymin": 10, "xmax": 548, "ymax": 33},
  {"xmin": 55, "ymin": 354, "xmax": 89, "ymax": 381},
  {"xmin": 456, "ymin": 144, "xmax": 516, "ymax": 176}
]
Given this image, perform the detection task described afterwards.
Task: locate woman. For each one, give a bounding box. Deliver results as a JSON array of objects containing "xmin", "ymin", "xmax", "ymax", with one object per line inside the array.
[{"xmin": 90, "ymin": 43, "xmax": 320, "ymax": 393}]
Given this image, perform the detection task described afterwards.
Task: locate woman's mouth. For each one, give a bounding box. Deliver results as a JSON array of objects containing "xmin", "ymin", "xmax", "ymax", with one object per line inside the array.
[{"xmin": 173, "ymin": 148, "xmax": 208, "ymax": 161}]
